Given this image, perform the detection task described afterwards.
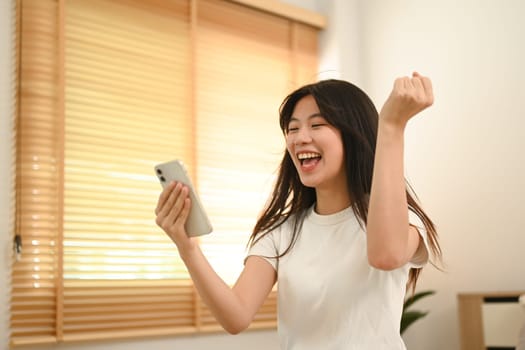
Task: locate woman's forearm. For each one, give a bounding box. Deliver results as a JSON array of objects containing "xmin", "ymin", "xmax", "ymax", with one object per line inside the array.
[
  {"xmin": 366, "ymin": 121, "xmax": 411, "ymax": 270},
  {"xmin": 179, "ymin": 245, "xmax": 252, "ymax": 334}
]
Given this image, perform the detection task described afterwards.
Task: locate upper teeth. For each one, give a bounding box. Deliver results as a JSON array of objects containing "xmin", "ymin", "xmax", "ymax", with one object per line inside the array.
[{"xmin": 298, "ymin": 152, "xmax": 320, "ymax": 160}]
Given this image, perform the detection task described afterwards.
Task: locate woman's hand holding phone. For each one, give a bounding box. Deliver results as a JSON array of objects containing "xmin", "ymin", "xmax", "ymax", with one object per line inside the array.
[
  {"xmin": 155, "ymin": 181, "xmax": 197, "ymax": 256},
  {"xmin": 154, "ymin": 159, "xmax": 212, "ymax": 258},
  {"xmin": 154, "ymin": 160, "xmax": 213, "ymax": 237}
]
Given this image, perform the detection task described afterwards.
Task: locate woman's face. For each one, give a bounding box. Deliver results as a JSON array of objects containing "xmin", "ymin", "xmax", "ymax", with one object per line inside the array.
[{"xmin": 285, "ymin": 95, "xmax": 347, "ymax": 192}]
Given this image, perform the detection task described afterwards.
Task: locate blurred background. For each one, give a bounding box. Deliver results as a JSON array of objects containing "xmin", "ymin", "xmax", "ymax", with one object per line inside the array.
[{"xmin": 1, "ymin": 0, "xmax": 524, "ymax": 349}]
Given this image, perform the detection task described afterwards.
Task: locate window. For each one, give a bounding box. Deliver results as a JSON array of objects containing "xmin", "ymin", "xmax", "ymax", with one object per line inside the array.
[{"xmin": 10, "ymin": 0, "xmax": 323, "ymax": 345}]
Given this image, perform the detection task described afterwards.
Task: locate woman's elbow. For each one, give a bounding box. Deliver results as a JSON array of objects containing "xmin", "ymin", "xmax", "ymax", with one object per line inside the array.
[
  {"xmin": 367, "ymin": 252, "xmax": 406, "ymax": 271},
  {"xmin": 222, "ymin": 317, "xmax": 251, "ymax": 335},
  {"xmin": 224, "ymin": 325, "xmax": 246, "ymax": 335}
]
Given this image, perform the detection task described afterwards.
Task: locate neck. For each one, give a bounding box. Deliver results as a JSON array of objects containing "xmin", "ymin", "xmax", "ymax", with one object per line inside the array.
[{"xmin": 314, "ymin": 188, "xmax": 351, "ymax": 215}]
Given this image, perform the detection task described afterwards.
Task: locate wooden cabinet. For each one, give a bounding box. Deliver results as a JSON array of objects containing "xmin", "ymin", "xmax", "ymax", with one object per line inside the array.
[{"xmin": 458, "ymin": 291, "xmax": 525, "ymax": 350}]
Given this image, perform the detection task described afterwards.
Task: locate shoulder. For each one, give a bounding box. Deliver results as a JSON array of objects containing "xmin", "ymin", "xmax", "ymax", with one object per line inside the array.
[{"xmin": 248, "ymin": 214, "xmax": 297, "ymax": 254}]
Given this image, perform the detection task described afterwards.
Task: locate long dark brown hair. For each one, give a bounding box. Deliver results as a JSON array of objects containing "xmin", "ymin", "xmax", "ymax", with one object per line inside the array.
[{"xmin": 248, "ymin": 79, "xmax": 442, "ymax": 290}]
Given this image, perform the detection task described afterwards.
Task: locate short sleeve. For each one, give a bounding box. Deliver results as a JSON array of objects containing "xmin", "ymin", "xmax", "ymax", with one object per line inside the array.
[
  {"xmin": 245, "ymin": 228, "xmax": 281, "ymax": 271},
  {"xmin": 408, "ymin": 210, "xmax": 430, "ymax": 268}
]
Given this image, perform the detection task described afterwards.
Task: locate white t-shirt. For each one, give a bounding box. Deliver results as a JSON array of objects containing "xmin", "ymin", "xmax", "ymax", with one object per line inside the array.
[{"xmin": 247, "ymin": 205, "xmax": 429, "ymax": 350}]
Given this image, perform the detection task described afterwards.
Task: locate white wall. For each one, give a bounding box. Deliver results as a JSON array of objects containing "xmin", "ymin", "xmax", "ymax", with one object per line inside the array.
[
  {"xmin": 316, "ymin": 0, "xmax": 365, "ymax": 86},
  {"xmin": 317, "ymin": 0, "xmax": 525, "ymax": 349}
]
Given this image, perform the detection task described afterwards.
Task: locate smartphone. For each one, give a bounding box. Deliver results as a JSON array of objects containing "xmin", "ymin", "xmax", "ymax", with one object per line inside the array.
[{"xmin": 154, "ymin": 160, "xmax": 213, "ymax": 237}]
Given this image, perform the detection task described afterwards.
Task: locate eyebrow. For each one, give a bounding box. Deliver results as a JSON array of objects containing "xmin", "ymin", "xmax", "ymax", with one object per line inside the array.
[{"xmin": 289, "ymin": 113, "xmax": 324, "ymax": 122}]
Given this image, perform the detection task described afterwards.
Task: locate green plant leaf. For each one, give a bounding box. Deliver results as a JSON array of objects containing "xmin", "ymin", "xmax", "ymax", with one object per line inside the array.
[
  {"xmin": 403, "ymin": 290, "xmax": 435, "ymax": 310},
  {"xmin": 400, "ymin": 310, "xmax": 429, "ymax": 334},
  {"xmin": 400, "ymin": 290, "xmax": 436, "ymax": 334}
]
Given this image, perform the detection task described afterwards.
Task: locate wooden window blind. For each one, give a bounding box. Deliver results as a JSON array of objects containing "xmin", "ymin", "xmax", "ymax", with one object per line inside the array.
[
  {"xmin": 12, "ymin": 0, "xmax": 62, "ymax": 345},
  {"xmin": 10, "ymin": 0, "xmax": 323, "ymax": 346}
]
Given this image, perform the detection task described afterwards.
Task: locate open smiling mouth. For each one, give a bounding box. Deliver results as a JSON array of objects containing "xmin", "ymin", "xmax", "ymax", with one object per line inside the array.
[{"xmin": 297, "ymin": 152, "xmax": 322, "ymax": 167}]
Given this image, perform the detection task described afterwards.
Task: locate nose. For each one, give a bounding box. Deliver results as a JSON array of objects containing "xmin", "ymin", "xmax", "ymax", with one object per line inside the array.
[
  {"xmin": 293, "ymin": 126, "xmax": 312, "ymax": 145},
  {"xmin": 286, "ymin": 127, "xmax": 312, "ymax": 146}
]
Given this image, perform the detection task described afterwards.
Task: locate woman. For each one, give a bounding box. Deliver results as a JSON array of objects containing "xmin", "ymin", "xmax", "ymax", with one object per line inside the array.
[{"xmin": 155, "ymin": 72, "xmax": 442, "ymax": 349}]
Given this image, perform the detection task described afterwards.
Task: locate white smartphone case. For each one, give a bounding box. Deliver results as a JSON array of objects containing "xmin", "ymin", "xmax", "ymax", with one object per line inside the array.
[{"xmin": 154, "ymin": 160, "xmax": 213, "ymax": 237}]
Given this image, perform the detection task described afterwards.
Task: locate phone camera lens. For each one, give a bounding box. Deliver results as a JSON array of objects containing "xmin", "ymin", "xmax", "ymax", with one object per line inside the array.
[
  {"xmin": 156, "ymin": 169, "xmax": 163, "ymax": 175},
  {"xmin": 160, "ymin": 176, "xmax": 166, "ymax": 182}
]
